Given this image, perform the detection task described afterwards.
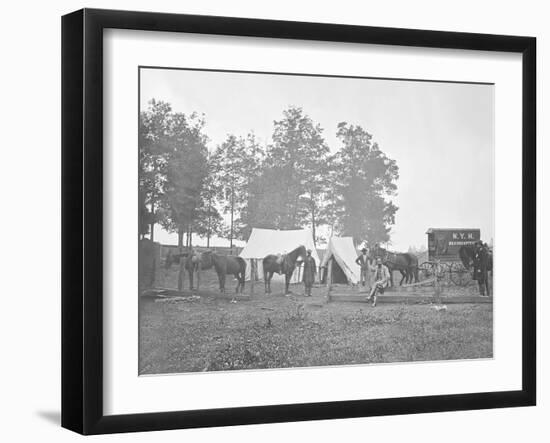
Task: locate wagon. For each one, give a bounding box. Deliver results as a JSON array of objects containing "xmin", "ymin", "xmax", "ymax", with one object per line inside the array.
[{"xmin": 418, "ymin": 228, "xmax": 481, "ymax": 286}]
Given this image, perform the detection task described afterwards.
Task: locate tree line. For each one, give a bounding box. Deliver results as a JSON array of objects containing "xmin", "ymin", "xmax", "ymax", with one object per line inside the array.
[{"xmin": 139, "ymin": 99, "xmax": 399, "ymax": 248}]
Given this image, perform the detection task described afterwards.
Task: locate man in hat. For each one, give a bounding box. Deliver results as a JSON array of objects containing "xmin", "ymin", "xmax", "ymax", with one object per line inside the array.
[
  {"xmin": 473, "ymin": 240, "xmax": 490, "ymax": 296},
  {"xmin": 355, "ymin": 247, "xmax": 372, "ymax": 287},
  {"xmin": 368, "ymin": 257, "xmax": 390, "ymax": 307},
  {"xmin": 302, "ymin": 248, "xmax": 317, "ymax": 297}
]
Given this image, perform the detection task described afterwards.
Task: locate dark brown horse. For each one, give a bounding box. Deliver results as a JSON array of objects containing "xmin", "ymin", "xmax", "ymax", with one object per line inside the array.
[
  {"xmin": 262, "ymin": 245, "xmax": 307, "ymax": 295},
  {"xmin": 459, "ymin": 244, "xmax": 493, "ymax": 296},
  {"xmin": 200, "ymin": 251, "xmax": 246, "ymax": 294},
  {"xmin": 164, "ymin": 249, "xmax": 201, "ymax": 291},
  {"xmin": 371, "ymin": 244, "xmax": 419, "ymax": 286}
]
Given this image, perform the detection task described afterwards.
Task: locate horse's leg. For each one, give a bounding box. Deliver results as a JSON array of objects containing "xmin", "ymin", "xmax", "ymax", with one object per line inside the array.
[
  {"xmin": 217, "ymin": 271, "xmax": 223, "ymax": 293},
  {"xmin": 399, "ymin": 270, "xmax": 406, "ymax": 286},
  {"xmin": 285, "ymin": 273, "xmax": 290, "ymax": 295},
  {"xmin": 196, "ymin": 265, "xmax": 200, "ymax": 292},
  {"xmin": 240, "ymin": 271, "xmax": 245, "ymax": 294},
  {"xmin": 264, "ymin": 269, "xmax": 268, "ymax": 294},
  {"xmin": 234, "ymin": 273, "xmax": 240, "ymax": 293},
  {"xmin": 188, "ymin": 268, "xmax": 194, "ymax": 291}
]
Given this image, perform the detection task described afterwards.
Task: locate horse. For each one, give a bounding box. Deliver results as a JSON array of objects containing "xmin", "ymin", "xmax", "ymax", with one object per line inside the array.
[
  {"xmin": 370, "ymin": 244, "xmax": 419, "ymax": 286},
  {"xmin": 164, "ymin": 249, "xmax": 201, "ymax": 291},
  {"xmin": 459, "ymin": 244, "xmax": 493, "ymax": 296},
  {"xmin": 164, "ymin": 249, "xmax": 184, "ymax": 269},
  {"xmin": 262, "ymin": 245, "xmax": 307, "ymax": 295},
  {"xmin": 200, "ymin": 250, "xmax": 246, "ymax": 294}
]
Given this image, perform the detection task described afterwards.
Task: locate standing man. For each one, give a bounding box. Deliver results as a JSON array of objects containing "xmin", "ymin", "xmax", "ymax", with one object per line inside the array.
[
  {"xmin": 368, "ymin": 257, "xmax": 390, "ymax": 307},
  {"xmin": 302, "ymin": 249, "xmax": 317, "ymax": 297},
  {"xmin": 355, "ymin": 247, "xmax": 371, "ymax": 287},
  {"xmin": 473, "ymin": 241, "xmax": 490, "ymax": 296}
]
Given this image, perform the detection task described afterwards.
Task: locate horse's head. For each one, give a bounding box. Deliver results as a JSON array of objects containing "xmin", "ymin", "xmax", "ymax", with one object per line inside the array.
[
  {"xmin": 371, "ymin": 244, "xmax": 387, "ymax": 261},
  {"xmin": 297, "ymin": 245, "xmax": 308, "ymax": 261},
  {"xmin": 164, "ymin": 250, "xmax": 181, "ymax": 269},
  {"xmin": 458, "ymin": 245, "xmax": 473, "ymax": 269},
  {"xmin": 164, "ymin": 251, "xmax": 173, "ymax": 269}
]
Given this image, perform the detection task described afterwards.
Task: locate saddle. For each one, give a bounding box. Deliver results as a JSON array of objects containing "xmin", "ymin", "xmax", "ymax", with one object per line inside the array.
[{"xmin": 276, "ymin": 253, "xmax": 286, "ymax": 272}]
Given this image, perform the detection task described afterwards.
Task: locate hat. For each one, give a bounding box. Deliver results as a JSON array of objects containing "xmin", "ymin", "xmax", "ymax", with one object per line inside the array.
[{"xmin": 307, "ymin": 248, "xmax": 312, "ymax": 253}]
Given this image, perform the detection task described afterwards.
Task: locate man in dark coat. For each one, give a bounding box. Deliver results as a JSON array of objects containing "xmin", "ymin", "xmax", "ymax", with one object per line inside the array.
[
  {"xmin": 473, "ymin": 241, "xmax": 490, "ymax": 296},
  {"xmin": 355, "ymin": 247, "xmax": 371, "ymax": 287},
  {"xmin": 302, "ymin": 249, "xmax": 317, "ymax": 297}
]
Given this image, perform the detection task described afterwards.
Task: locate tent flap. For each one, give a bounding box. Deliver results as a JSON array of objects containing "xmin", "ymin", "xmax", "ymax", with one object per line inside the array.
[{"xmin": 320, "ymin": 237, "xmax": 361, "ymax": 284}]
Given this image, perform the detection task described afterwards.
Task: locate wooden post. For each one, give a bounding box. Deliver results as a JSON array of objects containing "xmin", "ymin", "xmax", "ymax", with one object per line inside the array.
[
  {"xmin": 326, "ymin": 258, "xmax": 333, "ymax": 301},
  {"xmin": 434, "ymin": 260, "xmax": 442, "ymax": 304},
  {"xmin": 250, "ymin": 259, "xmax": 255, "ymax": 296},
  {"xmin": 196, "ymin": 262, "xmax": 200, "ymax": 293},
  {"xmin": 177, "ymin": 248, "xmax": 185, "ymax": 292}
]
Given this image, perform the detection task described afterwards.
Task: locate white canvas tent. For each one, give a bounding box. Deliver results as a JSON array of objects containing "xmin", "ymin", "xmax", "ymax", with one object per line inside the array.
[
  {"xmin": 239, "ymin": 228, "xmax": 320, "ymax": 283},
  {"xmin": 320, "ymin": 237, "xmax": 361, "ymax": 285}
]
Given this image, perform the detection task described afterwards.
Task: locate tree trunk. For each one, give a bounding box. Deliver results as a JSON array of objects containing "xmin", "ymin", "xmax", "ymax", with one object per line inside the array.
[
  {"xmin": 149, "ymin": 160, "xmax": 157, "ymax": 241},
  {"xmin": 177, "ymin": 226, "xmax": 184, "ymax": 248},
  {"xmin": 229, "ymin": 186, "xmax": 234, "ymax": 250},
  {"xmin": 311, "ymin": 200, "xmax": 316, "ymax": 247},
  {"xmin": 206, "ymin": 196, "xmax": 212, "ymax": 248},
  {"xmin": 149, "ymin": 202, "xmax": 155, "ymax": 241}
]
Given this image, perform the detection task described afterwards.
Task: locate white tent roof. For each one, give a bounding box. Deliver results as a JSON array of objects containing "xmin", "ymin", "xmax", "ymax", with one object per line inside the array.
[
  {"xmin": 239, "ymin": 228, "xmax": 320, "ymax": 283},
  {"xmin": 320, "ymin": 237, "xmax": 361, "ymax": 284},
  {"xmin": 240, "ymin": 228, "xmax": 320, "ymax": 263}
]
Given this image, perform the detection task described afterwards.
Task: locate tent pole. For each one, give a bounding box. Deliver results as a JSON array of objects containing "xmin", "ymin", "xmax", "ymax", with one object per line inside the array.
[{"xmin": 327, "ymin": 258, "xmax": 333, "ymax": 301}]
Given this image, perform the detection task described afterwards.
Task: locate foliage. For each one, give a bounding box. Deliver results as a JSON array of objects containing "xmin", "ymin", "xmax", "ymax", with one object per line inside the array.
[
  {"xmin": 139, "ymin": 99, "xmax": 400, "ymax": 249},
  {"xmin": 159, "ymin": 112, "xmax": 209, "ymax": 246},
  {"xmin": 259, "ymin": 107, "xmax": 331, "ymax": 241},
  {"xmin": 329, "ymin": 122, "xmax": 399, "ymax": 244},
  {"xmin": 139, "ymin": 99, "xmax": 172, "ymax": 239},
  {"xmin": 214, "ymin": 133, "xmax": 265, "ymax": 243}
]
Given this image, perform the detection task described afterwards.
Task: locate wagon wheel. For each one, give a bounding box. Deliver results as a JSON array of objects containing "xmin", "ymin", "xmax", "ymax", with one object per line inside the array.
[
  {"xmin": 418, "ymin": 261, "xmax": 435, "ymax": 281},
  {"xmin": 448, "ymin": 262, "xmax": 471, "ymax": 286}
]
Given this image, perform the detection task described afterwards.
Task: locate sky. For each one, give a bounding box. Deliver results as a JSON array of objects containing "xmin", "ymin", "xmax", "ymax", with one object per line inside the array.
[{"xmin": 140, "ymin": 67, "xmax": 494, "ymax": 251}]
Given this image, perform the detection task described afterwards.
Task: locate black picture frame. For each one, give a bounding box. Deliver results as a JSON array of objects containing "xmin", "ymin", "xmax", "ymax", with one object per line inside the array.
[{"xmin": 62, "ymin": 8, "xmax": 536, "ymax": 435}]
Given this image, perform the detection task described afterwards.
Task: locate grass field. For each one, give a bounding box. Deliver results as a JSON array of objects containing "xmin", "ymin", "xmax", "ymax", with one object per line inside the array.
[{"xmin": 139, "ymin": 270, "xmax": 493, "ymax": 375}]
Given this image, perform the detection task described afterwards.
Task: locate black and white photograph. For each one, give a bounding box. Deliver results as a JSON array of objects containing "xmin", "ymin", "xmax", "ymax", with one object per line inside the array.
[{"xmin": 138, "ymin": 67, "xmax": 494, "ymax": 375}]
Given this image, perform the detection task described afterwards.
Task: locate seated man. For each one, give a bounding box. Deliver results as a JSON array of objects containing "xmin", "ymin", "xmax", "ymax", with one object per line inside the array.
[{"xmin": 368, "ymin": 257, "xmax": 391, "ymax": 307}]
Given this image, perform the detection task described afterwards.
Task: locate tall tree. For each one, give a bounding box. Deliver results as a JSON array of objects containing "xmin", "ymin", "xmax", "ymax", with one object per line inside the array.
[
  {"xmin": 194, "ymin": 150, "xmax": 224, "ymax": 247},
  {"xmin": 262, "ymin": 106, "xmax": 331, "ymax": 239},
  {"xmin": 233, "ymin": 133, "xmax": 265, "ymax": 240},
  {"xmin": 139, "ymin": 99, "xmax": 172, "ymax": 240},
  {"xmin": 159, "ymin": 112, "xmax": 209, "ymax": 248},
  {"xmin": 214, "ymin": 134, "xmax": 264, "ymax": 246},
  {"xmin": 331, "ymin": 122, "xmax": 399, "ymax": 244}
]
